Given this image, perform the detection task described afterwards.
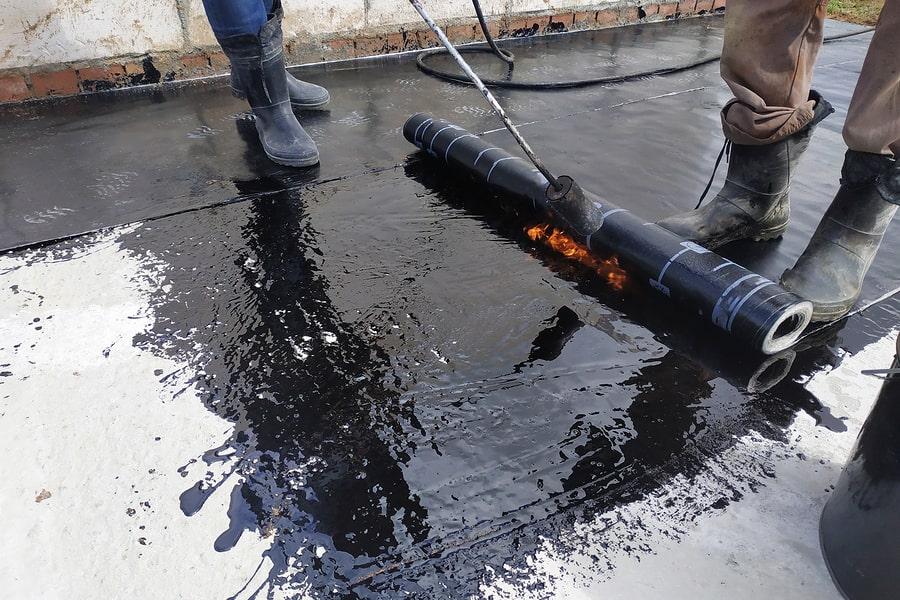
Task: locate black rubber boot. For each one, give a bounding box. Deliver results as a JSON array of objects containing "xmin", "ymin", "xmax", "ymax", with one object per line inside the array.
[
  {"xmin": 780, "ymin": 150, "xmax": 900, "ymax": 322},
  {"xmin": 657, "ymin": 91, "xmax": 834, "ymax": 248},
  {"xmin": 217, "ymin": 13, "xmax": 319, "ymax": 167},
  {"xmin": 229, "ymin": 0, "xmax": 329, "ymax": 109}
]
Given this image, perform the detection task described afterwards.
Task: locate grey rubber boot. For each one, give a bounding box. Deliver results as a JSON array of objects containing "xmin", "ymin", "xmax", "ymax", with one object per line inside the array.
[
  {"xmin": 780, "ymin": 150, "xmax": 900, "ymax": 322},
  {"xmin": 229, "ymin": 0, "xmax": 329, "ymax": 109},
  {"xmin": 657, "ymin": 91, "xmax": 834, "ymax": 249},
  {"xmin": 217, "ymin": 14, "xmax": 319, "ymax": 167}
]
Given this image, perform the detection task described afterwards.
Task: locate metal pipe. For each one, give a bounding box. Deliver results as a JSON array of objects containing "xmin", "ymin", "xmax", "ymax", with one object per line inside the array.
[{"xmin": 403, "ymin": 113, "xmax": 813, "ymax": 355}]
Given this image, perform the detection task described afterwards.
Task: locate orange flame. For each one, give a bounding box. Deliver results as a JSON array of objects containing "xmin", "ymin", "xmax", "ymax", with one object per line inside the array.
[{"xmin": 526, "ymin": 223, "xmax": 628, "ymax": 291}]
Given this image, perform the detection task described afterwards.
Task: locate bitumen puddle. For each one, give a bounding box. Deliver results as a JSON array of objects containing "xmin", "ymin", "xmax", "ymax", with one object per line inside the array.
[{"xmin": 1, "ymin": 15, "xmax": 896, "ymax": 600}]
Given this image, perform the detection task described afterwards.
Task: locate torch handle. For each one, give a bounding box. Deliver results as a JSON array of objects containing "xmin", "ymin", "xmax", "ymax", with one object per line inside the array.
[{"xmin": 406, "ymin": 0, "xmax": 562, "ymax": 190}]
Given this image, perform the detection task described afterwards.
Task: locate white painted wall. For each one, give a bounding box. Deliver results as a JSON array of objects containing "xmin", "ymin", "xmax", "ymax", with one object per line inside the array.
[
  {"xmin": 0, "ymin": 0, "xmax": 185, "ymax": 68},
  {"xmin": 0, "ymin": 0, "xmax": 622, "ymax": 70}
]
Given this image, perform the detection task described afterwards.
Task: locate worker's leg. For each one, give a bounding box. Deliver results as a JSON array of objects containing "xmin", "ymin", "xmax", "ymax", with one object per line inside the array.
[
  {"xmin": 208, "ymin": 0, "xmax": 320, "ymax": 167},
  {"xmin": 842, "ymin": 0, "xmax": 900, "ymax": 156},
  {"xmin": 657, "ymin": 0, "xmax": 833, "ymax": 248},
  {"xmin": 203, "ymin": 0, "xmax": 329, "ymax": 112},
  {"xmin": 719, "ymin": 0, "xmax": 829, "ymax": 145},
  {"xmin": 201, "ymin": 0, "xmax": 271, "ymax": 38},
  {"xmin": 781, "ymin": 0, "xmax": 900, "ymax": 321}
]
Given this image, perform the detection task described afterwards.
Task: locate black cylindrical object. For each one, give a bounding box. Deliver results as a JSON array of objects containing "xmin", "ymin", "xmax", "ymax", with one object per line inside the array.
[
  {"xmin": 404, "ymin": 113, "xmax": 812, "ymax": 355},
  {"xmin": 820, "ymin": 336, "xmax": 900, "ymax": 600}
]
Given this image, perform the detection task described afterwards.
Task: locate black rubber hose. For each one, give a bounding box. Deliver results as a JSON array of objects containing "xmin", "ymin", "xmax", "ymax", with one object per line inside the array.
[
  {"xmin": 416, "ymin": 46, "xmax": 720, "ymax": 89},
  {"xmin": 472, "ymin": 0, "xmax": 514, "ymax": 64},
  {"xmin": 416, "ymin": 3, "xmax": 876, "ymax": 90}
]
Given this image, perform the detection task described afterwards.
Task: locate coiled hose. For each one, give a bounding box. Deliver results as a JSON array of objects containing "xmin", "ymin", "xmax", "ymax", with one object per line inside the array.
[{"xmin": 415, "ymin": 1, "xmax": 875, "ymax": 90}]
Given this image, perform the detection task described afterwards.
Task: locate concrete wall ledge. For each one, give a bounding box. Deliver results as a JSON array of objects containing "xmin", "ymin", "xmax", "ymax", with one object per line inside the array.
[{"xmin": 0, "ymin": 1, "xmax": 725, "ymax": 105}]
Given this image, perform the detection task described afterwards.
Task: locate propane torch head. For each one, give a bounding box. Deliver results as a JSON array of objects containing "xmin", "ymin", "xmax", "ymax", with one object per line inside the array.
[{"xmin": 544, "ymin": 175, "xmax": 605, "ymax": 237}]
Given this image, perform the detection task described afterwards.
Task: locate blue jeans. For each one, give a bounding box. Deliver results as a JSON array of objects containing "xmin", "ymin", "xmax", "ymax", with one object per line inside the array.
[{"xmin": 202, "ymin": 0, "xmax": 275, "ymax": 38}]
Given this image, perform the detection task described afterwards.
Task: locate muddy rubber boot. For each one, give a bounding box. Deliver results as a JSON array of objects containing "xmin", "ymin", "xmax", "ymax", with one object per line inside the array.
[
  {"xmin": 229, "ymin": 1, "xmax": 329, "ymax": 109},
  {"xmin": 217, "ymin": 14, "xmax": 319, "ymax": 167},
  {"xmin": 780, "ymin": 150, "xmax": 900, "ymax": 322},
  {"xmin": 657, "ymin": 91, "xmax": 834, "ymax": 249}
]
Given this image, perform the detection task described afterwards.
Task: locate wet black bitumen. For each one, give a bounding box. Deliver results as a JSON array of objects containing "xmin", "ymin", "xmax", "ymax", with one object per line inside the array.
[{"xmin": 1, "ymin": 15, "xmax": 896, "ymax": 599}]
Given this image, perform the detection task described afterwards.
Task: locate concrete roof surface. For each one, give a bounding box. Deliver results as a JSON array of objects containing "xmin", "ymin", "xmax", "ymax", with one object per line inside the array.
[{"xmin": 1, "ymin": 15, "xmax": 895, "ymax": 600}]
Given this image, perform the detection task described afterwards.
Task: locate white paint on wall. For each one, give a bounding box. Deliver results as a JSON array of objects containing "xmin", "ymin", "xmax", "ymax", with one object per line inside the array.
[
  {"xmin": 184, "ymin": 0, "xmax": 218, "ymax": 48},
  {"xmin": 0, "ymin": 0, "xmax": 184, "ymax": 69},
  {"xmin": 365, "ymin": 0, "xmax": 487, "ymax": 28}
]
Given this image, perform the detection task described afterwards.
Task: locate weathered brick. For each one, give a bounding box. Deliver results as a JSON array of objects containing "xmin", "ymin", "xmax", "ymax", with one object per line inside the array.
[
  {"xmin": 413, "ymin": 29, "xmax": 440, "ymax": 49},
  {"xmin": 31, "ymin": 69, "xmax": 79, "ymax": 97},
  {"xmin": 683, "ymin": 1, "xmax": 699, "ymax": 13},
  {"xmin": 124, "ymin": 62, "xmax": 145, "ymax": 76},
  {"xmin": 544, "ymin": 18, "xmax": 568, "ymax": 34},
  {"xmin": 572, "ymin": 11, "xmax": 595, "ymax": 28},
  {"xmin": 77, "ymin": 65, "xmax": 126, "ymax": 93},
  {"xmin": 659, "ymin": 2, "xmax": 680, "ymax": 17},
  {"xmin": 481, "ymin": 20, "xmax": 502, "ymax": 40},
  {"xmin": 327, "ymin": 37, "xmax": 355, "ymax": 60},
  {"xmin": 445, "ymin": 23, "xmax": 476, "ymax": 45},
  {"xmin": 181, "ymin": 54, "xmax": 209, "ymax": 73},
  {"xmin": 208, "ymin": 51, "xmax": 230, "ymax": 72},
  {"xmin": 597, "ymin": 8, "xmax": 621, "ymax": 26},
  {"xmin": 77, "ymin": 65, "xmax": 116, "ymax": 81},
  {"xmin": 354, "ymin": 37, "xmax": 380, "ymax": 57},
  {"xmin": 0, "ymin": 74, "xmax": 31, "ymax": 103},
  {"xmin": 621, "ymin": 7, "xmax": 642, "ymax": 22},
  {"xmin": 504, "ymin": 18, "xmax": 540, "ymax": 37},
  {"xmin": 382, "ymin": 32, "xmax": 399, "ymax": 52},
  {"xmin": 697, "ymin": 0, "xmax": 726, "ymax": 12},
  {"xmin": 388, "ymin": 30, "xmax": 422, "ymax": 53}
]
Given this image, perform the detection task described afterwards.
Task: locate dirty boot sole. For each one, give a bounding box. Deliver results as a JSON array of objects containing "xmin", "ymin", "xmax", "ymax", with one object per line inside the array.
[
  {"xmin": 262, "ymin": 146, "xmax": 320, "ymax": 167},
  {"xmin": 808, "ymin": 300, "xmax": 855, "ymax": 323},
  {"xmin": 657, "ymin": 196, "xmax": 789, "ymax": 250},
  {"xmin": 703, "ymin": 220, "xmax": 788, "ymax": 249},
  {"xmin": 254, "ymin": 112, "xmax": 320, "ymax": 168}
]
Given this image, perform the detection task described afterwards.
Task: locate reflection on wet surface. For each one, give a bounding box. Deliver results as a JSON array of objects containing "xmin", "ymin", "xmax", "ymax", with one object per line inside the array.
[
  {"xmin": 131, "ymin": 185, "xmax": 431, "ymax": 595},
  {"xmin": 122, "ymin": 158, "xmax": 887, "ymax": 596},
  {"xmin": 2, "ymin": 15, "xmax": 897, "ymax": 600}
]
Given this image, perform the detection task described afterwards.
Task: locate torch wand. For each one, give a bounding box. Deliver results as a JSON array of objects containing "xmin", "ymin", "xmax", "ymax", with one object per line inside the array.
[{"xmin": 406, "ymin": 0, "xmax": 591, "ymax": 219}]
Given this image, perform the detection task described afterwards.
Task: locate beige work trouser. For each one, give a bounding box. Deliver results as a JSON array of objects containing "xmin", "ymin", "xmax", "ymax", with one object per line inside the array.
[{"xmin": 720, "ymin": 0, "xmax": 899, "ymax": 156}]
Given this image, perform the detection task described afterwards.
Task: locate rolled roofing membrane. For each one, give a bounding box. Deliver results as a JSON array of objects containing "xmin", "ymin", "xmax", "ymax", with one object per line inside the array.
[{"xmin": 404, "ymin": 113, "xmax": 813, "ymax": 355}]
